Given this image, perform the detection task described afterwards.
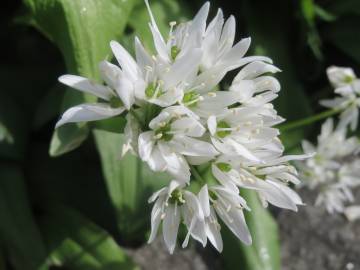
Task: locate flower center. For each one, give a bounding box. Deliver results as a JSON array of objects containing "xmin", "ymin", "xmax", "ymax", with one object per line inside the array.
[
  {"xmin": 169, "ymin": 189, "xmax": 185, "ymax": 205},
  {"xmin": 343, "ymin": 75, "xmax": 354, "ymax": 84},
  {"xmin": 216, "ymin": 121, "xmax": 232, "ymax": 138},
  {"xmin": 171, "ymin": 45, "xmax": 180, "ymax": 60},
  {"xmin": 155, "ymin": 122, "xmax": 173, "ymax": 141},
  {"xmin": 109, "ymin": 97, "xmax": 123, "ymax": 108},
  {"xmin": 216, "ymin": 162, "xmax": 232, "ymax": 172},
  {"xmin": 182, "ymin": 90, "xmax": 202, "ymax": 107},
  {"xmin": 145, "ymin": 81, "xmax": 164, "ymax": 99}
]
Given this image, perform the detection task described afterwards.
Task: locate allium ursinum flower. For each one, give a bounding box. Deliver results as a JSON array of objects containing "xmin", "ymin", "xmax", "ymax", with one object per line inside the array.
[
  {"xmin": 145, "ymin": 0, "xmax": 272, "ymax": 94},
  {"xmin": 298, "ymin": 118, "xmax": 360, "ymax": 215},
  {"xmin": 54, "ymin": 0, "xmax": 311, "ymax": 254},
  {"xmin": 195, "ymin": 184, "xmax": 251, "ymax": 252},
  {"xmin": 147, "ymin": 180, "xmax": 204, "ymax": 254},
  {"xmin": 320, "ymin": 66, "xmax": 360, "ymax": 131},
  {"xmin": 138, "ymin": 106, "xmax": 218, "ymax": 183},
  {"xmin": 211, "ymin": 153, "xmax": 308, "ymax": 212}
]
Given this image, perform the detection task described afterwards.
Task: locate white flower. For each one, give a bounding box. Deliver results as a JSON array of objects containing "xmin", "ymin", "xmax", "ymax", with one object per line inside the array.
[
  {"xmin": 55, "ymin": 73, "xmax": 126, "ymax": 128},
  {"xmin": 195, "ymin": 184, "xmax": 252, "ymax": 252},
  {"xmin": 211, "ymin": 154, "xmax": 308, "ymax": 212},
  {"xmin": 298, "ymin": 119, "xmax": 360, "ymax": 214},
  {"xmin": 121, "ymin": 113, "xmax": 141, "ymax": 157},
  {"xmin": 148, "ymin": 180, "xmax": 204, "ymax": 254},
  {"xmin": 138, "ymin": 106, "xmax": 218, "ymax": 183},
  {"xmin": 320, "ymin": 66, "xmax": 360, "ymax": 130}
]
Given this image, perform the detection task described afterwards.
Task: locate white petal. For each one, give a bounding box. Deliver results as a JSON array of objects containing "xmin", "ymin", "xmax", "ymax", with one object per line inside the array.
[
  {"xmin": 55, "ymin": 103, "xmax": 124, "ymax": 128},
  {"xmin": 58, "ymin": 75, "xmax": 113, "ymax": 101},
  {"xmin": 171, "ymin": 136, "xmax": 219, "ymax": 157},
  {"xmin": 219, "ymin": 38, "xmax": 251, "ymax": 66},
  {"xmin": 205, "ymin": 208, "xmax": 223, "ymax": 252},
  {"xmin": 135, "ymin": 36, "xmax": 153, "ymax": 71},
  {"xmin": 163, "ymin": 49, "xmax": 202, "ymax": 88},
  {"xmin": 138, "ymin": 131, "xmax": 155, "ymax": 162},
  {"xmin": 234, "ymin": 61, "xmax": 280, "ymax": 82},
  {"xmin": 327, "ymin": 66, "xmax": 356, "ymax": 88},
  {"xmin": 115, "ymin": 77, "xmax": 135, "ymax": 110},
  {"xmin": 110, "ymin": 40, "xmax": 139, "ymax": 81},
  {"xmin": 344, "ymin": 205, "xmax": 360, "ymax": 221},
  {"xmin": 255, "ymin": 180, "xmax": 298, "ymax": 211},
  {"xmin": 163, "ymin": 204, "xmax": 181, "ymax": 254},
  {"xmin": 215, "ymin": 205, "xmax": 252, "ymax": 245},
  {"xmin": 158, "ymin": 142, "xmax": 191, "ymax": 183},
  {"xmin": 147, "ymin": 146, "xmax": 167, "ymax": 172},
  {"xmin": 144, "ymin": 0, "xmax": 169, "ymax": 62},
  {"xmin": 99, "ymin": 60, "xmax": 122, "ymax": 90},
  {"xmin": 198, "ymin": 185, "xmax": 210, "ymax": 217},
  {"xmin": 207, "ymin": 115, "xmax": 217, "ymax": 135},
  {"xmin": 148, "ymin": 198, "xmax": 163, "ymax": 243}
]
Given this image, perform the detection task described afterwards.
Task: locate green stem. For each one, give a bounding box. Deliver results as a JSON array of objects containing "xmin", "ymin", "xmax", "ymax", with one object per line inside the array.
[
  {"xmin": 190, "ymin": 165, "xmax": 206, "ymax": 185},
  {"xmin": 279, "ymin": 108, "xmax": 341, "ymax": 132},
  {"xmin": 129, "ymin": 109, "xmax": 146, "ymax": 129}
]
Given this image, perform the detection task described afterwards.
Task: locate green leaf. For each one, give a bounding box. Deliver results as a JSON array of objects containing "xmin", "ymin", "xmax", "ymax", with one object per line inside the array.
[
  {"xmin": 40, "ymin": 205, "xmax": 138, "ymax": 270},
  {"xmin": 23, "ymin": 0, "xmax": 136, "ymax": 156},
  {"xmin": 222, "ymin": 190, "xmax": 280, "ymax": 270},
  {"xmin": 93, "ymin": 130, "xmax": 170, "ymax": 242},
  {"xmin": 49, "ymin": 123, "xmax": 90, "ymax": 157},
  {"xmin": 0, "ymin": 164, "xmax": 47, "ymax": 270}
]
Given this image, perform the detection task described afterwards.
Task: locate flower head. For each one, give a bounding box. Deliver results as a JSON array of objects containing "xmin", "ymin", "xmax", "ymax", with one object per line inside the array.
[
  {"xmin": 298, "ymin": 118, "xmax": 360, "ymax": 214},
  {"xmin": 55, "ymin": 0, "xmax": 311, "ymax": 253},
  {"xmin": 320, "ymin": 66, "xmax": 360, "ymax": 131}
]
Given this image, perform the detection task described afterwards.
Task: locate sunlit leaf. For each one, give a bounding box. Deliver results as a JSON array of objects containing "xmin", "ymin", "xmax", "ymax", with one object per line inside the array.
[
  {"xmin": 40, "ymin": 205, "xmax": 138, "ymax": 270},
  {"xmin": 23, "ymin": 0, "xmax": 137, "ymax": 156},
  {"xmin": 93, "ymin": 130, "xmax": 170, "ymax": 242}
]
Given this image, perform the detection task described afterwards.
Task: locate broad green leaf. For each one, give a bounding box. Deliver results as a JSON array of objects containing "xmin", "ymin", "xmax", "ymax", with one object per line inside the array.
[
  {"xmin": 242, "ymin": 0, "xmax": 312, "ymax": 150},
  {"xmin": 49, "ymin": 123, "xmax": 90, "ymax": 157},
  {"xmin": 40, "ymin": 206, "xmax": 138, "ymax": 270},
  {"xmin": 23, "ymin": 0, "xmax": 136, "ymax": 156},
  {"xmin": 0, "ymin": 164, "xmax": 47, "ymax": 270},
  {"xmin": 222, "ymin": 190, "xmax": 280, "ymax": 270},
  {"xmin": 93, "ymin": 130, "xmax": 170, "ymax": 242}
]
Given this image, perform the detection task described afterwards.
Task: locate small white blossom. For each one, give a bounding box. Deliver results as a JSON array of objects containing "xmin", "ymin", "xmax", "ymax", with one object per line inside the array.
[
  {"xmin": 148, "ymin": 180, "xmax": 204, "ymax": 254},
  {"xmin": 298, "ymin": 118, "xmax": 360, "ymax": 214},
  {"xmin": 320, "ymin": 66, "xmax": 360, "ymax": 130},
  {"xmin": 138, "ymin": 106, "xmax": 218, "ymax": 183}
]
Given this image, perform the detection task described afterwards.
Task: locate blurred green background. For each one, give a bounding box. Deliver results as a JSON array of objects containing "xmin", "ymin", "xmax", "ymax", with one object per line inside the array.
[{"xmin": 0, "ymin": 0, "xmax": 359, "ymax": 269}]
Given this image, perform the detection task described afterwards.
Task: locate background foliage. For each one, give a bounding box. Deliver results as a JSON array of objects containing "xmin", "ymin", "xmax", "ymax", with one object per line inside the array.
[{"xmin": 0, "ymin": 0, "xmax": 359, "ymax": 269}]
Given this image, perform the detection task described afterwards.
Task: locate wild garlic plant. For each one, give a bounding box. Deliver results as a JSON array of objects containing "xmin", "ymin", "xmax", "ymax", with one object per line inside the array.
[
  {"xmin": 55, "ymin": 1, "xmax": 311, "ymax": 253},
  {"xmin": 297, "ymin": 66, "xmax": 360, "ymax": 221}
]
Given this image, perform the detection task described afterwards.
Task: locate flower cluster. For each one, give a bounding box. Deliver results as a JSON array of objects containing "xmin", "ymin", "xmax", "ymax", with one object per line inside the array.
[
  {"xmin": 320, "ymin": 66, "xmax": 360, "ymax": 131},
  {"xmin": 298, "ymin": 119, "xmax": 360, "ymax": 214},
  {"xmin": 56, "ymin": 1, "xmax": 309, "ymax": 253},
  {"xmin": 296, "ymin": 66, "xmax": 360, "ymax": 220}
]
